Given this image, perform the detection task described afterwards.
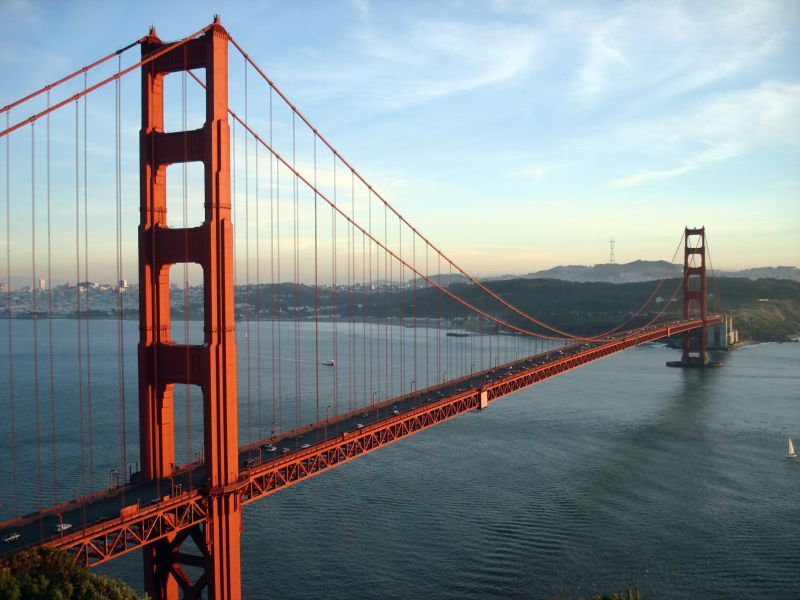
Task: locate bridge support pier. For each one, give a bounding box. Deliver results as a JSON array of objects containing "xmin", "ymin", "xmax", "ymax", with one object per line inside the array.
[
  {"xmin": 667, "ymin": 226, "xmax": 721, "ymax": 369},
  {"xmin": 139, "ymin": 19, "xmax": 241, "ymax": 599}
]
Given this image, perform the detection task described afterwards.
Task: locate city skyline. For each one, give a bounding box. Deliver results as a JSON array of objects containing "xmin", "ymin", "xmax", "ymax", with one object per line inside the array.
[{"xmin": 1, "ymin": 0, "xmax": 798, "ymax": 285}]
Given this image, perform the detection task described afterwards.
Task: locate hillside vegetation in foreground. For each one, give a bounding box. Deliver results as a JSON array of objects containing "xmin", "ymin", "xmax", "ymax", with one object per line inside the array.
[{"xmin": 0, "ymin": 547, "xmax": 145, "ymax": 600}]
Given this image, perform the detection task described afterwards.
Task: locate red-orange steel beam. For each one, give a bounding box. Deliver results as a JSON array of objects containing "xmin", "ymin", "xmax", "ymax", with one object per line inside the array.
[
  {"xmin": 138, "ymin": 17, "xmax": 240, "ymax": 600},
  {"xmin": 46, "ymin": 493, "xmax": 207, "ymax": 566},
  {"xmin": 34, "ymin": 317, "xmax": 719, "ymax": 570},
  {"xmin": 238, "ymin": 317, "xmax": 721, "ymax": 504},
  {"xmin": 682, "ymin": 227, "xmax": 708, "ymax": 364}
]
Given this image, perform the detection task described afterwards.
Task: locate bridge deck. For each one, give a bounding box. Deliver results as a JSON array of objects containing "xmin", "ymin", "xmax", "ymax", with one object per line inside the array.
[{"xmin": 0, "ymin": 317, "xmax": 720, "ymax": 566}]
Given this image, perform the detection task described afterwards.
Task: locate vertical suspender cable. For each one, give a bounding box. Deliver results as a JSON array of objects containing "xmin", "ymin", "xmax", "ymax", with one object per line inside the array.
[
  {"xmin": 292, "ymin": 111, "xmax": 299, "ymax": 431},
  {"xmin": 269, "ymin": 87, "xmax": 276, "ymax": 437},
  {"xmin": 388, "ymin": 212, "xmax": 394, "ymax": 394},
  {"xmin": 470, "ymin": 285, "xmax": 475, "ymax": 373},
  {"xmin": 399, "ymin": 220, "xmax": 404, "ymax": 394},
  {"xmin": 361, "ymin": 203, "xmax": 367, "ymax": 409},
  {"xmin": 234, "ymin": 117, "xmax": 247, "ymax": 443},
  {"xmin": 349, "ymin": 171, "xmax": 355, "ymax": 412},
  {"xmin": 332, "ymin": 155, "xmax": 338, "ymax": 416},
  {"xmin": 412, "ymin": 231, "xmax": 417, "ymax": 403},
  {"xmin": 115, "ymin": 58, "xmax": 127, "ymax": 501},
  {"xmin": 30, "ymin": 122, "xmax": 43, "ymax": 515},
  {"xmin": 74, "ymin": 100, "xmax": 85, "ymax": 503},
  {"xmin": 255, "ymin": 112, "xmax": 262, "ymax": 439},
  {"xmin": 436, "ymin": 252, "xmax": 441, "ymax": 385},
  {"xmin": 245, "ymin": 60, "xmax": 252, "ymax": 445},
  {"xmin": 383, "ymin": 201, "xmax": 388, "ymax": 399},
  {"xmin": 368, "ymin": 189, "xmax": 373, "ymax": 411},
  {"xmin": 376, "ymin": 198, "xmax": 382, "ymax": 410},
  {"xmin": 447, "ymin": 262, "xmax": 452, "ymax": 379},
  {"xmin": 425, "ymin": 243, "xmax": 429, "ymax": 389},
  {"xmin": 82, "ymin": 77, "xmax": 94, "ymax": 492},
  {"xmin": 276, "ymin": 136, "xmax": 282, "ymax": 432},
  {"xmin": 4, "ymin": 113, "xmax": 18, "ymax": 517},
  {"xmin": 314, "ymin": 135, "xmax": 319, "ymax": 424},
  {"xmin": 46, "ymin": 93, "xmax": 58, "ymax": 503}
]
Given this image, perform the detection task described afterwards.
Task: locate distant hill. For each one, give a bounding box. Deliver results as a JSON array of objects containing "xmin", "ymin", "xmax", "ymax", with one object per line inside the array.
[
  {"xmin": 522, "ymin": 260, "xmax": 680, "ymax": 283},
  {"xmin": 719, "ymin": 266, "xmax": 800, "ymax": 281},
  {"xmin": 505, "ymin": 261, "xmax": 800, "ymax": 284}
]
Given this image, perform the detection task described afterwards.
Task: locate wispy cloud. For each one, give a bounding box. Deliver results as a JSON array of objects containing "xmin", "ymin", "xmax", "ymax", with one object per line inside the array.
[
  {"xmin": 572, "ymin": 17, "xmax": 630, "ymax": 105},
  {"xmin": 292, "ymin": 19, "xmax": 540, "ymax": 110},
  {"xmin": 543, "ymin": 1, "xmax": 787, "ymax": 109},
  {"xmin": 608, "ymin": 81, "xmax": 800, "ymax": 187},
  {"xmin": 610, "ymin": 143, "xmax": 742, "ymax": 188},
  {"xmin": 518, "ymin": 163, "xmax": 553, "ymax": 183}
]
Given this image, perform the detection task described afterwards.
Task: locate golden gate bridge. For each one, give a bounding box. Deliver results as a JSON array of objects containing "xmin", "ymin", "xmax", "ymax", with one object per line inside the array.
[{"xmin": 0, "ymin": 18, "xmax": 723, "ymax": 599}]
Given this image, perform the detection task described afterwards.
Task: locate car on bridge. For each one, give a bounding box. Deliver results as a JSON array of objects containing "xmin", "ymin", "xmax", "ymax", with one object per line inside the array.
[
  {"xmin": 54, "ymin": 522, "xmax": 72, "ymax": 533},
  {"xmin": 2, "ymin": 532, "xmax": 20, "ymax": 543}
]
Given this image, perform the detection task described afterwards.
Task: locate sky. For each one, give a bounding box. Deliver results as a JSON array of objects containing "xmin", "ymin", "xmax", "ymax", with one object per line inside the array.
[{"xmin": 1, "ymin": 0, "xmax": 799, "ymax": 282}]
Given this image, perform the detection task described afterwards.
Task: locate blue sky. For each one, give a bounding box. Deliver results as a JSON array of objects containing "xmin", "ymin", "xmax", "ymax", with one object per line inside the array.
[{"xmin": 1, "ymin": 0, "xmax": 799, "ymax": 279}]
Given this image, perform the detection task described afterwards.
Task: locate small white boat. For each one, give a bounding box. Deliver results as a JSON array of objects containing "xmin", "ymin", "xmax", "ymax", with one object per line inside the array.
[
  {"xmin": 789, "ymin": 436, "xmax": 797, "ymax": 459},
  {"xmin": 322, "ymin": 359, "xmax": 335, "ymax": 367}
]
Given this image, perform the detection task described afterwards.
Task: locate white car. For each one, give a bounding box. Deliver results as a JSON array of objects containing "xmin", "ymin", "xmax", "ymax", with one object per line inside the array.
[
  {"xmin": 300, "ymin": 443, "xmax": 311, "ymax": 449},
  {"xmin": 263, "ymin": 445, "xmax": 277, "ymax": 453},
  {"xmin": 2, "ymin": 532, "xmax": 20, "ymax": 543},
  {"xmin": 54, "ymin": 522, "xmax": 72, "ymax": 533}
]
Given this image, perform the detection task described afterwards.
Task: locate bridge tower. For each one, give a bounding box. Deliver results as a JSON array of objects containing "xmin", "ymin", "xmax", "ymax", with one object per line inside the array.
[
  {"xmin": 139, "ymin": 18, "xmax": 240, "ymax": 599},
  {"xmin": 680, "ymin": 226, "xmax": 708, "ymax": 365}
]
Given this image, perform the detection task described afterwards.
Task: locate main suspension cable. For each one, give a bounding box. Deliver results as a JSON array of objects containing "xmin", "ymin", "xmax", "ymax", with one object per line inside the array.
[
  {"xmin": 187, "ymin": 81, "xmax": 654, "ymax": 343},
  {"xmin": 1, "ymin": 36, "xmax": 145, "ymax": 115},
  {"xmin": 0, "ymin": 25, "xmax": 213, "ymax": 138},
  {"xmin": 227, "ymin": 35, "xmax": 681, "ymax": 342}
]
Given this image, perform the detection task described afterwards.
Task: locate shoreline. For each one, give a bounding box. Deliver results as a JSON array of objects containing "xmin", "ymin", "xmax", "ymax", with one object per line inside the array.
[{"xmin": 4, "ymin": 315, "xmax": 799, "ymax": 346}]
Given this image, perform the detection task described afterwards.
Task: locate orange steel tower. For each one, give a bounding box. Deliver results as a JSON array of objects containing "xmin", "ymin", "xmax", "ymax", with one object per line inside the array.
[
  {"xmin": 138, "ymin": 18, "xmax": 240, "ymax": 599},
  {"xmin": 680, "ymin": 227, "xmax": 708, "ymax": 365}
]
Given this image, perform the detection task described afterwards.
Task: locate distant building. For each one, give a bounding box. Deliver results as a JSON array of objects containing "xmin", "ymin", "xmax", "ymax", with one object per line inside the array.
[{"xmin": 38, "ymin": 278, "xmax": 46, "ymax": 290}]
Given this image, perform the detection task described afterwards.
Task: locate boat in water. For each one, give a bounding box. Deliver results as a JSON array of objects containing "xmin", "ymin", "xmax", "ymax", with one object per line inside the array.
[
  {"xmin": 789, "ymin": 436, "xmax": 797, "ymax": 459},
  {"xmin": 322, "ymin": 359, "xmax": 336, "ymax": 367}
]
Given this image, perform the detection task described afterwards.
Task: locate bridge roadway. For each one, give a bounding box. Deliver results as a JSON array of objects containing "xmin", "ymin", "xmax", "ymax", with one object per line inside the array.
[{"xmin": 0, "ymin": 317, "xmax": 720, "ymax": 566}]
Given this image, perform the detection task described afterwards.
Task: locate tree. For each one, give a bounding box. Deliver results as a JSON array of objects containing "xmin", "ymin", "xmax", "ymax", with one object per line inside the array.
[{"xmin": 0, "ymin": 547, "xmax": 145, "ymax": 600}]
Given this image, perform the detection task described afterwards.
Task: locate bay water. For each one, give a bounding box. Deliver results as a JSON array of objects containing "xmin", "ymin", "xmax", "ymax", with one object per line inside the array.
[{"xmin": 1, "ymin": 320, "xmax": 798, "ymax": 598}]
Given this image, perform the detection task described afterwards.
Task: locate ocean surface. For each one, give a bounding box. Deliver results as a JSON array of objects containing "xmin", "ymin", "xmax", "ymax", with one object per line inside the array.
[{"xmin": 2, "ymin": 320, "xmax": 798, "ymax": 598}]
